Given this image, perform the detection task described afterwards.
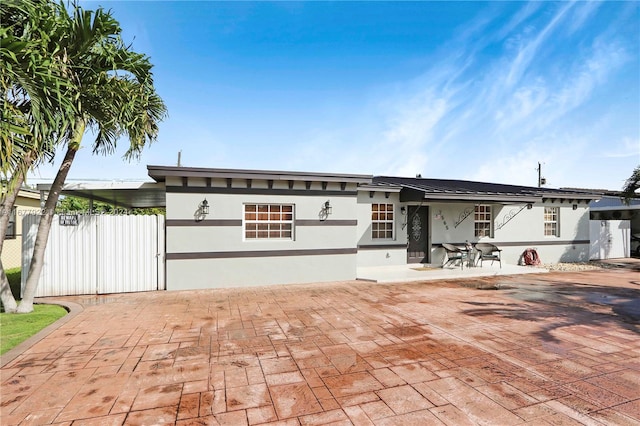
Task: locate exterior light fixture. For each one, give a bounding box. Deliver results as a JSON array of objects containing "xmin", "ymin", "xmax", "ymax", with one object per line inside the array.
[
  {"xmin": 324, "ymin": 200, "xmax": 332, "ymax": 215},
  {"xmin": 200, "ymin": 199, "xmax": 210, "ymax": 215},
  {"xmin": 400, "ymin": 206, "xmax": 407, "ymax": 215},
  {"xmin": 526, "ymin": 203, "xmax": 533, "ymax": 209},
  {"xmin": 319, "ymin": 200, "xmax": 332, "ymax": 221},
  {"xmin": 572, "ymin": 204, "xmax": 578, "ymax": 210}
]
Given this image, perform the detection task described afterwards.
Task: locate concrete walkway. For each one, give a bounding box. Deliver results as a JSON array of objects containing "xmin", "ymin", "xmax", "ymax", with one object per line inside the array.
[{"xmin": 1, "ymin": 268, "xmax": 639, "ymax": 425}]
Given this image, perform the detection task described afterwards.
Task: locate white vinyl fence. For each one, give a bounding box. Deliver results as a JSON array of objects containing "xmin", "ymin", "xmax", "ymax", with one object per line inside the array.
[
  {"xmin": 589, "ymin": 219, "xmax": 630, "ymax": 260},
  {"xmin": 22, "ymin": 214, "xmax": 164, "ymax": 297}
]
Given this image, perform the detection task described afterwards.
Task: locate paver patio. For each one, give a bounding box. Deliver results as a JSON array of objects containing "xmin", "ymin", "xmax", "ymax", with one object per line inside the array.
[{"xmin": 1, "ymin": 268, "xmax": 639, "ymax": 425}]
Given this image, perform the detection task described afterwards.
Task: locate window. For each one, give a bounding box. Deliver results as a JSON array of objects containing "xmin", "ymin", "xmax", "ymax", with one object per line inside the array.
[
  {"xmin": 244, "ymin": 204, "xmax": 293, "ymax": 240},
  {"xmin": 474, "ymin": 205, "xmax": 492, "ymax": 237},
  {"xmin": 372, "ymin": 203, "xmax": 394, "ymax": 239},
  {"xmin": 544, "ymin": 207, "xmax": 559, "ymax": 237},
  {"xmin": 4, "ymin": 207, "xmax": 16, "ymax": 239}
]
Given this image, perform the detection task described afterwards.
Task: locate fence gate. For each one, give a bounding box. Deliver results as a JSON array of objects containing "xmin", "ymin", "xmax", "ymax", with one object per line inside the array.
[
  {"xmin": 22, "ymin": 214, "xmax": 165, "ymax": 297},
  {"xmin": 589, "ymin": 219, "xmax": 630, "ymax": 260}
]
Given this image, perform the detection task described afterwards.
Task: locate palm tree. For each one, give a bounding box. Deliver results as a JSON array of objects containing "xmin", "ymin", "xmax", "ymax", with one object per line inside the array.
[
  {"xmin": 1, "ymin": 0, "xmax": 73, "ymax": 175},
  {"xmin": 1, "ymin": 0, "xmax": 76, "ymax": 185},
  {"xmin": 1, "ymin": 0, "xmax": 74, "ymax": 235},
  {"xmin": 621, "ymin": 166, "xmax": 639, "ymax": 205},
  {"xmin": 1, "ymin": 0, "xmax": 76, "ymax": 311},
  {"xmin": 17, "ymin": 2, "xmax": 167, "ymax": 312}
]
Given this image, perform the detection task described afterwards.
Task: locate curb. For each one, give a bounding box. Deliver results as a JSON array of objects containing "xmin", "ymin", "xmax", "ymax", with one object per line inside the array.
[{"xmin": 0, "ymin": 299, "xmax": 84, "ymax": 368}]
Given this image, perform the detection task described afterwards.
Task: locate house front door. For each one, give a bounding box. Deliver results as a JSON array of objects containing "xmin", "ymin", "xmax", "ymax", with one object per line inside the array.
[{"xmin": 407, "ymin": 206, "xmax": 429, "ymax": 263}]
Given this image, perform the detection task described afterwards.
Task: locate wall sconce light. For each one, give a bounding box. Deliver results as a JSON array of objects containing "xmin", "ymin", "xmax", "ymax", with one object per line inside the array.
[
  {"xmin": 526, "ymin": 203, "xmax": 533, "ymax": 209},
  {"xmin": 199, "ymin": 199, "xmax": 210, "ymax": 215},
  {"xmin": 400, "ymin": 206, "xmax": 407, "ymax": 215},
  {"xmin": 572, "ymin": 204, "xmax": 578, "ymax": 210},
  {"xmin": 319, "ymin": 200, "xmax": 332, "ymax": 221},
  {"xmin": 324, "ymin": 200, "xmax": 332, "ymax": 215}
]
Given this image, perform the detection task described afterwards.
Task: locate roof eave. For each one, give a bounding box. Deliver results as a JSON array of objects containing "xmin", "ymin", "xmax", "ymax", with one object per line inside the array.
[
  {"xmin": 420, "ymin": 194, "xmax": 541, "ymax": 204},
  {"xmin": 148, "ymin": 165, "xmax": 372, "ymax": 184}
]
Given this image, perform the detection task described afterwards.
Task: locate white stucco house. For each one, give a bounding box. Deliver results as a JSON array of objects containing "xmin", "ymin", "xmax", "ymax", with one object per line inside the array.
[
  {"xmin": 31, "ymin": 165, "xmax": 600, "ymax": 293},
  {"xmin": 144, "ymin": 165, "xmax": 597, "ymax": 290}
]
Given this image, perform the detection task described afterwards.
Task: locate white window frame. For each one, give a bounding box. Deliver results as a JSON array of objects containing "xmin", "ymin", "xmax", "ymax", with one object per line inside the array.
[
  {"xmin": 371, "ymin": 203, "xmax": 394, "ymax": 240},
  {"xmin": 544, "ymin": 206, "xmax": 560, "ymax": 237},
  {"xmin": 243, "ymin": 203, "xmax": 294, "ymax": 241},
  {"xmin": 474, "ymin": 204, "xmax": 493, "ymax": 238}
]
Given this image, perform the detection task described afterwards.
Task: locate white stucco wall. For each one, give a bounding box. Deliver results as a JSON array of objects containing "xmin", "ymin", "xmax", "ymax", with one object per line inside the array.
[
  {"xmin": 164, "ymin": 177, "xmax": 361, "ymax": 289},
  {"xmin": 355, "ymin": 190, "xmax": 407, "ymax": 267},
  {"xmin": 167, "ymin": 254, "xmax": 356, "ymax": 289},
  {"xmin": 428, "ymin": 201, "xmax": 591, "ymax": 264}
]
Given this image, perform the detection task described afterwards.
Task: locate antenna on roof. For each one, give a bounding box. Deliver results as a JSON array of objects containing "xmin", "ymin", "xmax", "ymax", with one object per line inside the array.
[
  {"xmin": 536, "ymin": 162, "xmax": 546, "ymax": 187},
  {"xmin": 177, "ymin": 150, "xmax": 182, "ymax": 167}
]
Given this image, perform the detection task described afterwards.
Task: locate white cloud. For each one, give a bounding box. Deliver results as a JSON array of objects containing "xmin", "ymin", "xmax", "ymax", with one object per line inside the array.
[
  {"xmin": 603, "ymin": 137, "xmax": 640, "ymax": 159},
  {"xmin": 504, "ymin": 1, "xmax": 575, "ymax": 88},
  {"xmin": 567, "ymin": 1, "xmax": 602, "ymax": 35}
]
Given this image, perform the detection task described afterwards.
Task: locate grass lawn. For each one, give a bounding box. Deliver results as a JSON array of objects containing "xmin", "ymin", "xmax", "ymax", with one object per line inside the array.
[
  {"xmin": 0, "ymin": 304, "xmax": 68, "ymax": 355},
  {"xmin": 1, "ymin": 268, "xmax": 68, "ymax": 355}
]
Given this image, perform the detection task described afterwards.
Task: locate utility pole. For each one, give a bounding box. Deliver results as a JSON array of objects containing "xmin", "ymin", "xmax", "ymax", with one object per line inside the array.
[
  {"xmin": 177, "ymin": 150, "xmax": 182, "ymax": 167},
  {"xmin": 536, "ymin": 162, "xmax": 546, "ymax": 187}
]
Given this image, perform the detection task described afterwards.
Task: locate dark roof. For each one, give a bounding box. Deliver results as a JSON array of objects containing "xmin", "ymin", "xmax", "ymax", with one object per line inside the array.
[
  {"xmin": 148, "ymin": 165, "xmax": 372, "ymax": 184},
  {"xmin": 373, "ymin": 176, "xmax": 599, "ymax": 203}
]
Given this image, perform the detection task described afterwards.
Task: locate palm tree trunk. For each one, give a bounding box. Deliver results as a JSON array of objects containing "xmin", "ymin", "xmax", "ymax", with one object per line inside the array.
[
  {"xmin": 1, "ymin": 259, "xmax": 17, "ymax": 312},
  {"xmin": 18, "ymin": 132, "xmax": 82, "ymax": 313},
  {"xmin": 1, "ymin": 158, "xmax": 31, "ymax": 252},
  {"xmin": 0, "ymin": 156, "xmax": 33, "ymax": 312}
]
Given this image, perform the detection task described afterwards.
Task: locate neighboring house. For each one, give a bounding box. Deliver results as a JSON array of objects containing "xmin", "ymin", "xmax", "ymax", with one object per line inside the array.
[
  {"xmin": 1, "ymin": 188, "xmax": 42, "ymax": 269},
  {"xmin": 146, "ymin": 166, "xmax": 598, "ymax": 290}
]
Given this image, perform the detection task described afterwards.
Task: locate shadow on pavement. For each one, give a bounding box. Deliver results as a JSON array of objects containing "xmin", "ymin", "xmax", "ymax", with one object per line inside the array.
[{"xmin": 458, "ymin": 274, "xmax": 640, "ymax": 344}]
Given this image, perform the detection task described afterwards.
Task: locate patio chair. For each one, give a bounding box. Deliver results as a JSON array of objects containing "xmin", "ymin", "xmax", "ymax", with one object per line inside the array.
[
  {"xmin": 474, "ymin": 243, "xmax": 502, "ymax": 268},
  {"xmin": 442, "ymin": 243, "xmax": 465, "ymax": 270}
]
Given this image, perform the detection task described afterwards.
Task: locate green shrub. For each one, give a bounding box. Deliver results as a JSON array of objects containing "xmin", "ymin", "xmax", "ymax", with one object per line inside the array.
[{"xmin": 5, "ymin": 267, "xmax": 21, "ymax": 299}]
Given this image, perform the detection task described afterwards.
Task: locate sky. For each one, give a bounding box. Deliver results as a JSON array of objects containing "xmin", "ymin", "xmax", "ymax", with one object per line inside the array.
[{"xmin": 30, "ymin": 1, "xmax": 640, "ymax": 191}]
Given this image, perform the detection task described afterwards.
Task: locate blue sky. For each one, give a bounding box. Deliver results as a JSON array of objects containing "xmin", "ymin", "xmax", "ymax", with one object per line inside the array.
[{"xmin": 32, "ymin": 1, "xmax": 639, "ymax": 190}]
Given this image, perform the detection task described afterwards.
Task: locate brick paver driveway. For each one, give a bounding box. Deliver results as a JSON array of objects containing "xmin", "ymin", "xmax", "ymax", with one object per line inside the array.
[{"xmin": 1, "ymin": 268, "xmax": 639, "ymax": 425}]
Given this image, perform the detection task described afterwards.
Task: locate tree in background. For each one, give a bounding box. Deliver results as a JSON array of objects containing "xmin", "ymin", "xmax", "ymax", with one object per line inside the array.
[
  {"xmin": 56, "ymin": 195, "xmax": 165, "ymax": 215},
  {"xmin": 621, "ymin": 165, "xmax": 639, "ymax": 205}
]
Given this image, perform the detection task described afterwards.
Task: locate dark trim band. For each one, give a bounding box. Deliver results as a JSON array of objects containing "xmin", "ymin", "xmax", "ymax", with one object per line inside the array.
[
  {"xmin": 167, "ymin": 247, "xmax": 357, "ymax": 260},
  {"xmin": 433, "ymin": 240, "xmax": 590, "ymax": 247},
  {"xmin": 167, "ymin": 219, "xmax": 242, "ymax": 226},
  {"xmin": 496, "ymin": 240, "xmax": 591, "ymax": 247},
  {"xmin": 358, "ymin": 244, "xmax": 407, "ymax": 250},
  {"xmin": 297, "ymin": 220, "xmax": 357, "ymax": 226},
  {"xmin": 167, "ymin": 186, "xmax": 357, "ymax": 197},
  {"xmin": 166, "ymin": 219, "xmax": 356, "ymax": 227}
]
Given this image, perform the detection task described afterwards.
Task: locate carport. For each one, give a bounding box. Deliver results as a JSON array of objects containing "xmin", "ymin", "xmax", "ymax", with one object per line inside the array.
[{"xmin": 22, "ymin": 182, "xmax": 167, "ymax": 297}]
